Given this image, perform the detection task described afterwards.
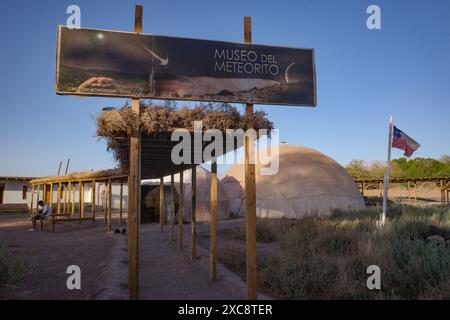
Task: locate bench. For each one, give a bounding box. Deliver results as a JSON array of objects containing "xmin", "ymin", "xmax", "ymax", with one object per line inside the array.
[{"xmin": 35, "ymin": 214, "xmax": 95, "ymax": 232}]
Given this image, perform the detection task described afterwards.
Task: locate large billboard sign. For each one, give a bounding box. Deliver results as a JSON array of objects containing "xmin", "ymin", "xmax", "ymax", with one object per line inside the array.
[{"xmin": 56, "ymin": 26, "xmax": 316, "ymax": 106}]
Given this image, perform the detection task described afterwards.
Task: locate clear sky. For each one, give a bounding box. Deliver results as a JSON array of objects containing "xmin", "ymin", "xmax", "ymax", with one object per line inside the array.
[{"xmin": 0, "ymin": 0, "xmax": 449, "ymax": 177}]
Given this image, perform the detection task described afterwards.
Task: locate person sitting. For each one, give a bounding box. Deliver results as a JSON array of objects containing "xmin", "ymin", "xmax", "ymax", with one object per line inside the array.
[{"xmin": 28, "ymin": 200, "xmax": 52, "ymax": 231}]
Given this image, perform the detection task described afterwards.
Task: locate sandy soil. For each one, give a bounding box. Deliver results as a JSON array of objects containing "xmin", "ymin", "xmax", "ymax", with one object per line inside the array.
[
  {"xmin": 0, "ymin": 213, "xmax": 127, "ymax": 300},
  {"xmin": 364, "ymin": 185, "xmax": 444, "ymax": 205}
]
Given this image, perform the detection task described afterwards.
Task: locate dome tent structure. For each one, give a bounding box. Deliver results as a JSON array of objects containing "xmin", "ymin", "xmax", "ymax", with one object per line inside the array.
[
  {"xmin": 183, "ymin": 166, "xmax": 230, "ymax": 222},
  {"xmin": 222, "ymin": 144, "xmax": 365, "ymax": 219}
]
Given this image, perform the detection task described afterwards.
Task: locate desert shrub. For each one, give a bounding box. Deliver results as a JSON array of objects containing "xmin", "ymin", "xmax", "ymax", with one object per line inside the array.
[
  {"xmin": 390, "ymin": 240, "xmax": 450, "ymax": 299},
  {"xmin": 220, "ymin": 205, "xmax": 450, "ymax": 299},
  {"xmin": 0, "ymin": 243, "xmax": 27, "ymax": 289}
]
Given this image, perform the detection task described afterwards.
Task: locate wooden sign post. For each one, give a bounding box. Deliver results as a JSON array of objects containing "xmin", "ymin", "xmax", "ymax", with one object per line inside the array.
[
  {"xmin": 127, "ymin": 4, "xmax": 143, "ymax": 301},
  {"xmin": 244, "ymin": 16, "xmax": 257, "ymax": 300}
]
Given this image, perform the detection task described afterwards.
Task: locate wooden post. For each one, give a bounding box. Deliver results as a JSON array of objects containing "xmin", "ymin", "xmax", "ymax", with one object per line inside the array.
[
  {"xmin": 57, "ymin": 182, "xmax": 62, "ymax": 215},
  {"xmin": 178, "ymin": 171, "xmax": 184, "ymax": 250},
  {"xmin": 108, "ymin": 179, "xmax": 112, "ymax": 231},
  {"xmin": 30, "ymin": 184, "xmax": 35, "ymax": 214},
  {"xmin": 191, "ymin": 164, "xmax": 197, "ymax": 261},
  {"xmin": 36, "ymin": 184, "xmax": 40, "ymax": 213},
  {"xmin": 414, "ymin": 182, "xmax": 417, "ymax": 204},
  {"xmin": 210, "ymin": 161, "xmax": 218, "ymax": 282},
  {"xmin": 68, "ymin": 182, "xmax": 72, "ymax": 217},
  {"xmin": 92, "ymin": 180, "xmax": 96, "ymax": 225},
  {"xmin": 80, "ymin": 182, "xmax": 84, "ymax": 220},
  {"xmin": 170, "ymin": 174, "xmax": 175, "ymax": 241},
  {"xmin": 159, "ymin": 177, "xmax": 164, "ymax": 232},
  {"xmin": 104, "ymin": 182, "xmax": 108, "ymax": 223},
  {"xmin": 244, "ymin": 16, "xmax": 257, "ymax": 300},
  {"xmin": 63, "ymin": 183, "xmax": 67, "ymax": 214},
  {"xmin": 119, "ymin": 180, "xmax": 123, "ymax": 225},
  {"xmin": 128, "ymin": 4, "xmax": 143, "ymax": 301},
  {"xmin": 407, "ymin": 181, "xmax": 411, "ymax": 204},
  {"xmin": 49, "ymin": 183, "xmax": 53, "ymax": 212},
  {"xmin": 441, "ymin": 180, "xmax": 444, "ymax": 205}
]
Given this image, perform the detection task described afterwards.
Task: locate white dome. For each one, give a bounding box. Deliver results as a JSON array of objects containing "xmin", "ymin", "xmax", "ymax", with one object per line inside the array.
[{"xmin": 222, "ymin": 144, "xmax": 365, "ymax": 219}]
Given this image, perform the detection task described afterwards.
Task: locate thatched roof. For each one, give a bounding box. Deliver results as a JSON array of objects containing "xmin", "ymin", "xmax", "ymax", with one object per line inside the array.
[
  {"xmin": 30, "ymin": 168, "xmax": 127, "ymax": 184},
  {"xmin": 96, "ymin": 102, "xmax": 273, "ymax": 179},
  {"xmin": 97, "ymin": 102, "xmax": 273, "ymax": 137}
]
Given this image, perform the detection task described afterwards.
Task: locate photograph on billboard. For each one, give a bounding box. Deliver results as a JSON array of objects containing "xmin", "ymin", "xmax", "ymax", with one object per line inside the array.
[{"xmin": 56, "ymin": 26, "xmax": 316, "ymax": 106}]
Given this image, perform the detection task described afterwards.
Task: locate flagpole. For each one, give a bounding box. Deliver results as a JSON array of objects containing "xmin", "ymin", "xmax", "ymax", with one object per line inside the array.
[{"xmin": 382, "ymin": 115, "xmax": 393, "ymax": 224}]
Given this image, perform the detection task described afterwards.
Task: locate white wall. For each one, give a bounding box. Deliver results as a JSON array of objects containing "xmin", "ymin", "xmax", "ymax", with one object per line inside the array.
[{"xmin": 0, "ymin": 180, "xmax": 32, "ymax": 207}]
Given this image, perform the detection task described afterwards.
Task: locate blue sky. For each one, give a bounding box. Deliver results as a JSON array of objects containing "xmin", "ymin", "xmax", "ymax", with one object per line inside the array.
[{"xmin": 0, "ymin": 0, "xmax": 449, "ymax": 177}]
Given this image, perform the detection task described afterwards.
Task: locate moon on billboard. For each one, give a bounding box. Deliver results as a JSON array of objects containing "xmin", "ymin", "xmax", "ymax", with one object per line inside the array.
[{"xmin": 285, "ymin": 62, "xmax": 300, "ymax": 84}]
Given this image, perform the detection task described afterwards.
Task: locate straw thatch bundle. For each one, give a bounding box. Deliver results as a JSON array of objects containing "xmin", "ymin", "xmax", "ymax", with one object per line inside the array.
[
  {"xmin": 97, "ymin": 102, "xmax": 273, "ymax": 136},
  {"xmin": 30, "ymin": 168, "xmax": 127, "ymax": 184},
  {"xmin": 97, "ymin": 102, "xmax": 273, "ymax": 171}
]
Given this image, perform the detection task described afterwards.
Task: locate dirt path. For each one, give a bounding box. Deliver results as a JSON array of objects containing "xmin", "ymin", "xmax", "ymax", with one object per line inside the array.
[
  {"xmin": 139, "ymin": 223, "xmax": 248, "ymax": 300},
  {"xmin": 0, "ymin": 213, "xmax": 125, "ymax": 300}
]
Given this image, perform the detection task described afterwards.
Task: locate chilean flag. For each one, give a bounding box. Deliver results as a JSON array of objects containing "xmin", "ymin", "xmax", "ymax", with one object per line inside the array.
[{"xmin": 392, "ymin": 126, "xmax": 420, "ymax": 157}]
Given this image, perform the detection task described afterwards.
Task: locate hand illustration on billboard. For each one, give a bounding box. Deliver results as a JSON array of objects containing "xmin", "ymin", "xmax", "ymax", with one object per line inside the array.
[{"xmin": 77, "ymin": 77, "xmax": 117, "ymax": 93}]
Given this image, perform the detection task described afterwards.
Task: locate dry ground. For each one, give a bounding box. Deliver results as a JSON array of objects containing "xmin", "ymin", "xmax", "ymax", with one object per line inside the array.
[{"xmin": 0, "ymin": 212, "xmax": 126, "ymax": 299}]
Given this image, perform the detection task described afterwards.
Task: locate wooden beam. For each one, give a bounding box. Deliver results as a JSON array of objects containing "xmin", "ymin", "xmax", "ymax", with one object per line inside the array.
[
  {"xmin": 191, "ymin": 164, "xmax": 197, "ymax": 261},
  {"xmin": 119, "ymin": 180, "xmax": 123, "ymax": 225},
  {"xmin": 210, "ymin": 161, "xmax": 218, "ymax": 282},
  {"xmin": 80, "ymin": 182, "xmax": 84, "ymax": 222},
  {"xmin": 244, "ymin": 15, "xmax": 257, "ymax": 300},
  {"xmin": 128, "ymin": 4, "xmax": 143, "ymax": 298},
  {"xmin": 104, "ymin": 182, "xmax": 108, "ymax": 222},
  {"xmin": 178, "ymin": 171, "xmax": 184, "ymax": 250},
  {"xmin": 160, "ymin": 177, "xmax": 164, "ymax": 232},
  {"xmin": 108, "ymin": 179, "xmax": 112, "ymax": 231},
  {"xmin": 170, "ymin": 174, "xmax": 175, "ymax": 241}
]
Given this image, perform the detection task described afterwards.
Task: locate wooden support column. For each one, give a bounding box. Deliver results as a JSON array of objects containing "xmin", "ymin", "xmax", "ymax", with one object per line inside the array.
[
  {"xmin": 30, "ymin": 185, "xmax": 35, "ymax": 214},
  {"xmin": 108, "ymin": 179, "xmax": 112, "ymax": 231},
  {"xmin": 104, "ymin": 182, "xmax": 108, "ymax": 222},
  {"xmin": 178, "ymin": 171, "xmax": 184, "ymax": 250},
  {"xmin": 441, "ymin": 180, "xmax": 444, "ymax": 205},
  {"xmin": 80, "ymin": 182, "xmax": 84, "ymax": 220},
  {"xmin": 244, "ymin": 16, "xmax": 257, "ymax": 300},
  {"xmin": 36, "ymin": 184, "xmax": 40, "ymax": 213},
  {"xmin": 63, "ymin": 183, "xmax": 67, "ymax": 214},
  {"xmin": 407, "ymin": 181, "xmax": 411, "ymax": 203},
  {"xmin": 159, "ymin": 177, "xmax": 164, "ymax": 232},
  {"xmin": 92, "ymin": 180, "xmax": 96, "ymax": 225},
  {"xmin": 119, "ymin": 180, "xmax": 124, "ymax": 225},
  {"xmin": 191, "ymin": 164, "xmax": 197, "ymax": 261},
  {"xmin": 128, "ymin": 5, "xmax": 143, "ymax": 300},
  {"xmin": 68, "ymin": 182, "xmax": 72, "ymax": 217},
  {"xmin": 210, "ymin": 162, "xmax": 218, "ymax": 282},
  {"xmin": 72, "ymin": 182, "xmax": 75, "ymax": 216},
  {"xmin": 414, "ymin": 182, "xmax": 417, "ymax": 204},
  {"xmin": 49, "ymin": 183, "xmax": 53, "ymax": 212},
  {"xmin": 170, "ymin": 174, "xmax": 175, "ymax": 241},
  {"xmin": 57, "ymin": 182, "xmax": 62, "ymax": 216}
]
